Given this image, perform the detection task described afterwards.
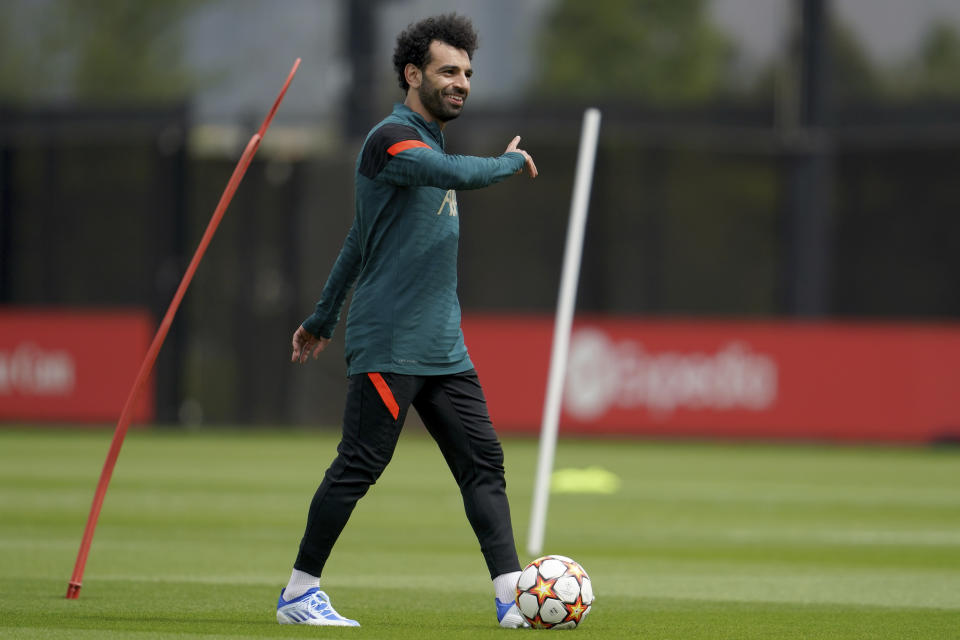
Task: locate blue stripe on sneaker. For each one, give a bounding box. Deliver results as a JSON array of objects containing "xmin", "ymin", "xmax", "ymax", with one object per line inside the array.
[{"xmin": 277, "ymin": 586, "xmax": 359, "ymax": 626}]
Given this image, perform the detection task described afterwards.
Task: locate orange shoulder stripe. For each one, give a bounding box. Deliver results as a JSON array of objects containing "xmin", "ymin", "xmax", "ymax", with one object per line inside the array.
[{"xmin": 387, "ymin": 139, "xmax": 431, "ymax": 156}]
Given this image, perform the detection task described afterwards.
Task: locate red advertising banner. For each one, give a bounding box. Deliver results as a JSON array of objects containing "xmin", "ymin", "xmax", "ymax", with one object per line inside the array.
[
  {"xmin": 462, "ymin": 315, "xmax": 960, "ymax": 442},
  {"xmin": 0, "ymin": 309, "xmax": 154, "ymax": 423}
]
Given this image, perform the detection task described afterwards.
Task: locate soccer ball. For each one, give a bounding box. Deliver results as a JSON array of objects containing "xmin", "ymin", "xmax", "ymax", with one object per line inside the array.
[{"xmin": 515, "ymin": 555, "xmax": 594, "ymax": 629}]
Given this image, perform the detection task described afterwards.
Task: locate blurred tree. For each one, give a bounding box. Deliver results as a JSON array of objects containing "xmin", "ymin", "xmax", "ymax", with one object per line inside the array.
[
  {"xmin": 745, "ymin": 14, "xmax": 885, "ymax": 109},
  {"xmin": 0, "ymin": 0, "xmax": 203, "ymax": 103},
  {"xmin": 746, "ymin": 15, "xmax": 881, "ymax": 108},
  {"xmin": 907, "ymin": 21, "xmax": 960, "ymax": 98},
  {"xmin": 0, "ymin": 3, "xmax": 49, "ymax": 101},
  {"xmin": 805, "ymin": 14, "xmax": 960, "ymax": 104},
  {"xmin": 823, "ymin": 17, "xmax": 960, "ymax": 103},
  {"xmin": 825, "ymin": 20, "xmax": 883, "ymax": 104},
  {"xmin": 536, "ymin": 0, "xmax": 735, "ymax": 104}
]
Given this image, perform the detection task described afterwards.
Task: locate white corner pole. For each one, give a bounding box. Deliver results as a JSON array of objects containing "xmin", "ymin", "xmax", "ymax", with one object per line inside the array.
[{"xmin": 527, "ymin": 108, "xmax": 601, "ymax": 557}]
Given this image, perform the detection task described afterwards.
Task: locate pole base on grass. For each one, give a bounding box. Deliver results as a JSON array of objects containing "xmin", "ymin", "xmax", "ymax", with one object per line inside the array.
[{"xmin": 66, "ymin": 582, "xmax": 82, "ymax": 599}]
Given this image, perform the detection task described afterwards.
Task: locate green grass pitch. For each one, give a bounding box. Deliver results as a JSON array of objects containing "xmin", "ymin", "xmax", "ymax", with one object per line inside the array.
[{"xmin": 1, "ymin": 427, "xmax": 959, "ymax": 639}]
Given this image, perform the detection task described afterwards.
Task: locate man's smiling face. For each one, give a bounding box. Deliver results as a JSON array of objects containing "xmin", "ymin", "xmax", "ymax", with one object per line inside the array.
[{"xmin": 416, "ymin": 40, "xmax": 472, "ymax": 123}]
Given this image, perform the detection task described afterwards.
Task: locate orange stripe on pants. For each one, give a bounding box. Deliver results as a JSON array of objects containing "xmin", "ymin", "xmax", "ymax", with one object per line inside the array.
[{"xmin": 367, "ymin": 372, "xmax": 400, "ymax": 420}]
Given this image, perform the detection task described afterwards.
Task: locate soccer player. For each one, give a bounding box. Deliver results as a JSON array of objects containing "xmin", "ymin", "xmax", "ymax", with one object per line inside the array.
[{"xmin": 275, "ymin": 13, "xmax": 537, "ymax": 628}]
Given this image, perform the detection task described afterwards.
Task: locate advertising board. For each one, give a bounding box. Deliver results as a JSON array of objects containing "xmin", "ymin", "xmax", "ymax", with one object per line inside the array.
[
  {"xmin": 0, "ymin": 309, "xmax": 154, "ymax": 423},
  {"xmin": 463, "ymin": 315, "xmax": 960, "ymax": 442}
]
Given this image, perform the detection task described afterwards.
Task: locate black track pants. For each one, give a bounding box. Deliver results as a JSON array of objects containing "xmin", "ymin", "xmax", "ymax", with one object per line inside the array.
[{"xmin": 294, "ymin": 369, "xmax": 520, "ymax": 579}]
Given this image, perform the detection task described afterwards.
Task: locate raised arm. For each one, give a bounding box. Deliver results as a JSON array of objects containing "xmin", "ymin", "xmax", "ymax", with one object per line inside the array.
[
  {"xmin": 361, "ymin": 124, "xmax": 535, "ymax": 190},
  {"xmin": 381, "ymin": 147, "xmax": 525, "ymax": 189}
]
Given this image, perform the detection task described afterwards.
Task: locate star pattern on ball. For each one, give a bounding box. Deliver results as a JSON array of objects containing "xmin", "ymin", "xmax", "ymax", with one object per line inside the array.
[
  {"xmin": 566, "ymin": 562, "xmax": 587, "ymax": 583},
  {"xmin": 531, "ymin": 574, "xmax": 558, "ymax": 606},
  {"xmin": 563, "ymin": 596, "xmax": 588, "ymax": 624}
]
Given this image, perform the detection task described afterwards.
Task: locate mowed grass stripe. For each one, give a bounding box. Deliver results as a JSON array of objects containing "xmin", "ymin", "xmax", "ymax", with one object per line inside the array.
[{"xmin": 1, "ymin": 428, "xmax": 959, "ymax": 639}]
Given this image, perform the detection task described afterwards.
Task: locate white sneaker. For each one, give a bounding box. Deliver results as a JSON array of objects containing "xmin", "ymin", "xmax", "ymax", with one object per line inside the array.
[
  {"xmin": 496, "ymin": 598, "xmax": 529, "ymax": 628},
  {"xmin": 276, "ymin": 587, "xmax": 360, "ymax": 626}
]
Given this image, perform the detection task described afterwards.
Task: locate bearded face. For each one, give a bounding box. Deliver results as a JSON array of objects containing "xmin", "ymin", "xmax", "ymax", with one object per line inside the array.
[
  {"xmin": 410, "ymin": 41, "xmax": 472, "ymax": 124},
  {"xmin": 418, "ymin": 70, "xmax": 467, "ymax": 122}
]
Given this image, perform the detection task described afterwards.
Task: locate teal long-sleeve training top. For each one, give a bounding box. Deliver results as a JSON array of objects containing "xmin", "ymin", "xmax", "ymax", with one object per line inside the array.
[{"xmin": 302, "ymin": 103, "xmax": 526, "ymax": 376}]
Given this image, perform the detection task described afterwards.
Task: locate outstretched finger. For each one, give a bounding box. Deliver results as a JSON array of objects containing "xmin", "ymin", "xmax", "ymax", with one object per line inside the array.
[{"xmin": 505, "ymin": 135, "xmax": 521, "ymax": 153}]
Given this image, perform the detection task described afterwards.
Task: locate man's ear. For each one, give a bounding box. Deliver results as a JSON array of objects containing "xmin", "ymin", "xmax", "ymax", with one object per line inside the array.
[{"xmin": 405, "ymin": 63, "xmax": 421, "ymax": 89}]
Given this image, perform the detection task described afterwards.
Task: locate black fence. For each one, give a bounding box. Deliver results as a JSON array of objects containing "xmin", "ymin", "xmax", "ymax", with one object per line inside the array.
[
  {"xmin": 2, "ymin": 101, "xmax": 958, "ymax": 426},
  {"xmin": 0, "ymin": 105, "xmax": 189, "ymax": 422}
]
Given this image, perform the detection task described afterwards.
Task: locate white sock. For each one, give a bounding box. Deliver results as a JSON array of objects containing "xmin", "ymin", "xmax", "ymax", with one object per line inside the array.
[
  {"xmin": 493, "ymin": 570, "xmax": 521, "ymax": 604},
  {"xmin": 283, "ymin": 568, "xmax": 320, "ymax": 601}
]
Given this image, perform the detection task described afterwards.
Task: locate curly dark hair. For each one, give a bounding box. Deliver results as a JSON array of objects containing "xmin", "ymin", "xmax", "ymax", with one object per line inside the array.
[{"xmin": 392, "ymin": 14, "xmax": 478, "ymax": 91}]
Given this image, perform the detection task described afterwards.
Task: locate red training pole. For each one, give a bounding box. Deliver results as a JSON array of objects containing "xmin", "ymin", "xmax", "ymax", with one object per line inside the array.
[
  {"xmin": 66, "ymin": 58, "xmax": 301, "ymax": 600},
  {"xmin": 65, "ymin": 133, "xmax": 260, "ymax": 600},
  {"xmin": 259, "ymin": 58, "xmax": 300, "ymax": 139}
]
